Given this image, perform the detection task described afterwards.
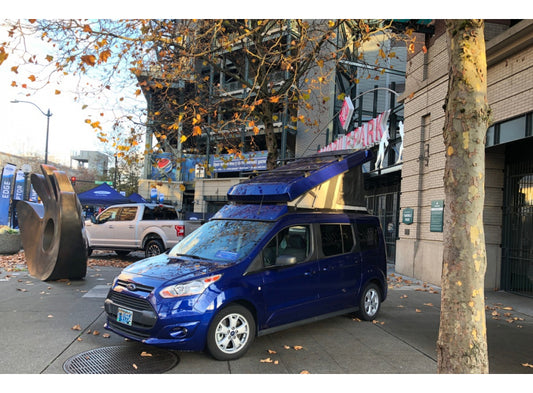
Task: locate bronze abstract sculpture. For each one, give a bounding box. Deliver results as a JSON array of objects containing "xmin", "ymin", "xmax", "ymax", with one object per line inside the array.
[{"xmin": 16, "ymin": 164, "xmax": 87, "ymax": 280}]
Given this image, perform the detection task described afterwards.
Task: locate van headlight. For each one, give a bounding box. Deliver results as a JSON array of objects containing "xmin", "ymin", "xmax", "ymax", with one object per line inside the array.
[{"xmin": 159, "ymin": 274, "xmax": 222, "ymax": 298}]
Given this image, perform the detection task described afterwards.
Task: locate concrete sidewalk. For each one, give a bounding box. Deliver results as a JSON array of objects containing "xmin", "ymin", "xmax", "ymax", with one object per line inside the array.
[{"xmin": 0, "ymin": 264, "xmax": 531, "ymax": 374}]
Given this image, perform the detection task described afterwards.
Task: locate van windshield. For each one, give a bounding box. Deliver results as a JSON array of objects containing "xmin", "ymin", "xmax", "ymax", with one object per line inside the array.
[{"xmin": 169, "ymin": 219, "xmax": 273, "ymax": 262}]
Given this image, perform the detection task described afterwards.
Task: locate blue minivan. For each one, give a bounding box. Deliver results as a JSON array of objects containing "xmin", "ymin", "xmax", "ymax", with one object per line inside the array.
[{"xmin": 104, "ymin": 150, "xmax": 388, "ymax": 360}]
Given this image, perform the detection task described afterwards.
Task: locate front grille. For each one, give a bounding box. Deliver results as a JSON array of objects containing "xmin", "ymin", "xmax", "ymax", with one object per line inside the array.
[
  {"xmin": 106, "ymin": 290, "xmax": 158, "ymax": 332},
  {"xmin": 108, "ymin": 291, "xmax": 153, "ymax": 312},
  {"xmin": 116, "ymin": 279, "xmax": 154, "ymax": 294}
]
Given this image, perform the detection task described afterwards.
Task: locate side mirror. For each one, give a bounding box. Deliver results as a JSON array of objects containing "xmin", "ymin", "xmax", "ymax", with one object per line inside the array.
[{"xmin": 276, "ymin": 255, "xmax": 297, "ymax": 266}]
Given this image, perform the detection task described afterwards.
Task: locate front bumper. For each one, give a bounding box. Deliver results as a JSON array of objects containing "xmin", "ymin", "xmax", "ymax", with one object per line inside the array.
[{"xmin": 104, "ymin": 287, "xmax": 214, "ymax": 351}]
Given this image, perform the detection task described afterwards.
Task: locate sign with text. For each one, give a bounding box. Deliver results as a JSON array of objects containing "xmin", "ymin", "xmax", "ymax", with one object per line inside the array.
[
  {"xmin": 0, "ymin": 163, "xmax": 16, "ymax": 226},
  {"xmin": 430, "ymin": 200, "xmax": 444, "ymax": 232},
  {"xmin": 319, "ymin": 110, "xmax": 391, "ymax": 153},
  {"xmin": 212, "ymin": 151, "xmax": 268, "ymax": 173}
]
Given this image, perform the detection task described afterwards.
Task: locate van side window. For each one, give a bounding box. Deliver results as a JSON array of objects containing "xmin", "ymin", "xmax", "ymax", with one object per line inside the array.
[
  {"xmin": 320, "ymin": 224, "xmax": 355, "ymax": 256},
  {"xmin": 263, "ymin": 225, "xmax": 310, "ymax": 267},
  {"xmin": 357, "ymin": 223, "xmax": 379, "ymax": 251}
]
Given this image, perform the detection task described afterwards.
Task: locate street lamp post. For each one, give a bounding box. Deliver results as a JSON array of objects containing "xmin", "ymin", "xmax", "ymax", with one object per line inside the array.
[{"xmin": 11, "ymin": 100, "xmax": 53, "ymax": 164}]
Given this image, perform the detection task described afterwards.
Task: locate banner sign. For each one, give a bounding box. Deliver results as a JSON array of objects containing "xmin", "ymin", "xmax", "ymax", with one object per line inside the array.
[
  {"xmin": 339, "ymin": 97, "xmax": 354, "ymax": 131},
  {"xmin": 212, "ymin": 151, "xmax": 268, "ymax": 173},
  {"xmin": 151, "ymin": 152, "xmax": 177, "ymax": 181},
  {"xmin": 320, "ymin": 110, "xmax": 391, "ymax": 153},
  {"xmin": 13, "ymin": 171, "xmax": 26, "ymax": 201},
  {"xmin": 0, "ymin": 163, "xmax": 17, "ymax": 226}
]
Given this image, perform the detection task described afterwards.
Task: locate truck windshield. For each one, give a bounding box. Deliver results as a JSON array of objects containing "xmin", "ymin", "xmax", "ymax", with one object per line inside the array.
[{"xmin": 168, "ymin": 219, "xmax": 273, "ymax": 262}]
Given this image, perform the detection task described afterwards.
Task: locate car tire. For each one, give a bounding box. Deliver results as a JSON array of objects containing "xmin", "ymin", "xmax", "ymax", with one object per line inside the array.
[
  {"xmin": 356, "ymin": 283, "xmax": 381, "ymax": 321},
  {"xmin": 144, "ymin": 239, "xmax": 164, "ymax": 258},
  {"xmin": 206, "ymin": 305, "xmax": 256, "ymax": 361},
  {"xmin": 114, "ymin": 250, "xmax": 130, "ymax": 257}
]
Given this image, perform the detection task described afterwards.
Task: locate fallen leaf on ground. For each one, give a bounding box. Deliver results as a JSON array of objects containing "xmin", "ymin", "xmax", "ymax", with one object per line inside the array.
[
  {"xmin": 260, "ymin": 358, "xmax": 273, "ymax": 363},
  {"xmin": 522, "ymin": 363, "xmax": 533, "ymax": 368},
  {"xmin": 132, "ymin": 363, "xmax": 138, "ymax": 370},
  {"xmin": 72, "ymin": 324, "xmax": 82, "ymax": 331},
  {"xmin": 141, "ymin": 351, "xmax": 152, "ymax": 357},
  {"xmin": 424, "ymin": 303, "xmax": 434, "ymax": 307},
  {"xmin": 415, "ymin": 309, "xmax": 421, "ymax": 313},
  {"xmin": 47, "ymin": 315, "xmax": 53, "ymax": 318},
  {"xmin": 102, "ymin": 333, "xmax": 111, "ymax": 338},
  {"xmin": 283, "ymin": 345, "xmax": 291, "ymax": 349},
  {"xmin": 92, "ymin": 330, "xmax": 100, "ymax": 335},
  {"xmin": 268, "ymin": 349, "xmax": 277, "ymax": 354},
  {"xmin": 293, "ymin": 346, "xmax": 303, "ymax": 350},
  {"xmin": 300, "ymin": 370, "xmax": 310, "ymax": 374}
]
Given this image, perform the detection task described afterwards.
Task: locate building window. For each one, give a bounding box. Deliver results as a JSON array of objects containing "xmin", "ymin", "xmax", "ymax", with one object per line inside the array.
[{"xmin": 487, "ymin": 112, "xmax": 532, "ymax": 148}]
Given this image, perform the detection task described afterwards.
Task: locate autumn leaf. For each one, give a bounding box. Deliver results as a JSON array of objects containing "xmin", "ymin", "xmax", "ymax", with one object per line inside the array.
[
  {"xmin": 415, "ymin": 309, "xmax": 422, "ymax": 313},
  {"xmin": 293, "ymin": 345, "xmax": 303, "ymax": 351},
  {"xmin": 522, "ymin": 363, "xmax": 533, "ymax": 368},
  {"xmin": 102, "ymin": 333, "xmax": 110, "ymax": 338},
  {"xmin": 141, "ymin": 351, "xmax": 152, "ymax": 357},
  {"xmin": 192, "ymin": 126, "xmax": 202, "ymax": 136},
  {"xmin": 132, "ymin": 363, "xmax": 138, "ymax": 370},
  {"xmin": 81, "ymin": 54, "xmax": 96, "ymax": 67},
  {"xmin": 11, "ymin": 66, "xmax": 18, "ymax": 74},
  {"xmin": 0, "ymin": 47, "xmax": 8, "ymax": 66},
  {"xmin": 55, "ymin": 90, "xmax": 61, "ymax": 95},
  {"xmin": 300, "ymin": 370, "xmax": 310, "ymax": 374},
  {"xmin": 72, "ymin": 324, "xmax": 82, "ymax": 331},
  {"xmin": 92, "ymin": 330, "xmax": 100, "ymax": 335},
  {"xmin": 99, "ymin": 49, "xmax": 112, "ymax": 63},
  {"xmin": 267, "ymin": 349, "xmax": 277, "ymax": 354},
  {"xmin": 269, "ymin": 96, "xmax": 280, "ymax": 103},
  {"xmin": 180, "ymin": 135, "xmax": 188, "ymax": 143},
  {"xmin": 47, "ymin": 315, "xmax": 53, "ymax": 318},
  {"xmin": 260, "ymin": 358, "xmax": 273, "ymax": 363}
]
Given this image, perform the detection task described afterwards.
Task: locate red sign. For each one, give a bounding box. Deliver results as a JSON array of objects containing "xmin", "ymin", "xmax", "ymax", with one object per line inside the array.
[
  {"xmin": 339, "ymin": 97, "xmax": 354, "ymax": 131},
  {"xmin": 320, "ymin": 110, "xmax": 390, "ymax": 153}
]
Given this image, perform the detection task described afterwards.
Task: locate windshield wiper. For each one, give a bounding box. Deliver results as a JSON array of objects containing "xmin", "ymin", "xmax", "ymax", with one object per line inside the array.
[{"xmin": 172, "ymin": 253, "xmax": 208, "ymax": 260}]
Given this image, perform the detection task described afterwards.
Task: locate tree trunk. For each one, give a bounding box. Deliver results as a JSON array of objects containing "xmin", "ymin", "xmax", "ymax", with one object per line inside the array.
[{"xmin": 437, "ymin": 20, "xmax": 490, "ymax": 374}]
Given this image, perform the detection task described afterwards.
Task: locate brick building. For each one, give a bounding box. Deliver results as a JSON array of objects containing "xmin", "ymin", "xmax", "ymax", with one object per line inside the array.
[{"xmin": 395, "ymin": 20, "xmax": 533, "ymax": 296}]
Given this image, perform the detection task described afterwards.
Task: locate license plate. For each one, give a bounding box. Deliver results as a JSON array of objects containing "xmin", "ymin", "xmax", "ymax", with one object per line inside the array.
[{"xmin": 117, "ymin": 307, "xmax": 133, "ymax": 326}]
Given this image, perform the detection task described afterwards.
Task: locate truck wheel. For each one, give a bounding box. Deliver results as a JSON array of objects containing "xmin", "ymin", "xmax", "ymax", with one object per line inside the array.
[
  {"xmin": 206, "ymin": 305, "xmax": 255, "ymax": 361},
  {"xmin": 145, "ymin": 239, "xmax": 164, "ymax": 258}
]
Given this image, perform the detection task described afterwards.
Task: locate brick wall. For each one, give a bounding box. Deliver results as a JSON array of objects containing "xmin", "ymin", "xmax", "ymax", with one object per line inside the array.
[{"xmin": 396, "ymin": 21, "xmax": 533, "ymax": 288}]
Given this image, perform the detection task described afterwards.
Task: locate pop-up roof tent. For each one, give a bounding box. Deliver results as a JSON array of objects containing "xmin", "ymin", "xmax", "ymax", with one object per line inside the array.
[
  {"xmin": 226, "ymin": 149, "xmax": 372, "ymax": 210},
  {"xmin": 77, "ymin": 183, "xmax": 130, "ymax": 206}
]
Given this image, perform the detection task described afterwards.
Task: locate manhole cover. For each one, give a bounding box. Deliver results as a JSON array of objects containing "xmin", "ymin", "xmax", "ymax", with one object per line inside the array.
[{"xmin": 63, "ymin": 345, "xmax": 179, "ymax": 374}]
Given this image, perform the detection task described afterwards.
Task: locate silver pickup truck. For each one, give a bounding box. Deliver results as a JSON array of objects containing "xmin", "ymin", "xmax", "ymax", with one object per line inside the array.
[{"xmin": 85, "ymin": 203, "xmax": 202, "ymax": 258}]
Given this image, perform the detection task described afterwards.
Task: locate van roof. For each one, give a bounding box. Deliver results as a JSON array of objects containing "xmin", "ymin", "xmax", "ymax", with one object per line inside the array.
[{"xmin": 227, "ymin": 150, "xmax": 372, "ymax": 203}]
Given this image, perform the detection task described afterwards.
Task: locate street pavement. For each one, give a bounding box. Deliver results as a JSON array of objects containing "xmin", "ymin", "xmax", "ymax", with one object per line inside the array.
[{"xmin": 0, "ymin": 262, "xmax": 531, "ymax": 377}]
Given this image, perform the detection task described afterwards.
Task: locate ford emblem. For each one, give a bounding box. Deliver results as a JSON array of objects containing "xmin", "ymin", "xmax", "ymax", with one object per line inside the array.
[{"xmin": 127, "ymin": 283, "xmax": 137, "ymax": 291}]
